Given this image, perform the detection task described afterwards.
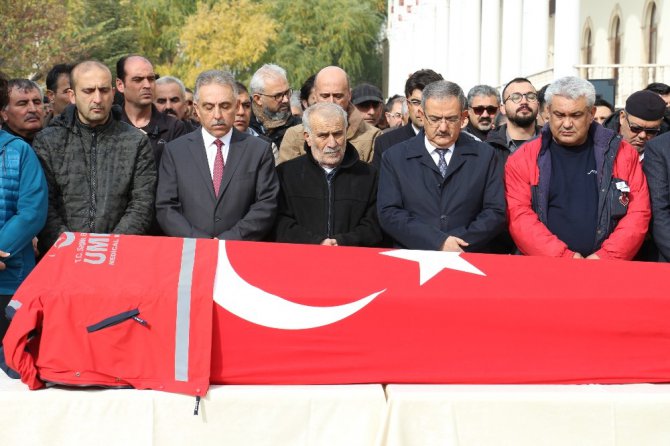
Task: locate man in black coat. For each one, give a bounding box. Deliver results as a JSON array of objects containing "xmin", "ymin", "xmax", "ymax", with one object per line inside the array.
[
  {"xmin": 274, "ymin": 102, "xmax": 382, "ymax": 247},
  {"xmin": 643, "ymin": 131, "xmax": 670, "ymax": 261}
]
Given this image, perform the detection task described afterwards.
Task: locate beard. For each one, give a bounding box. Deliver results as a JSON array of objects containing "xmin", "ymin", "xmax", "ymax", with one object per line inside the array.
[
  {"xmin": 263, "ymin": 104, "xmax": 291, "ymax": 122},
  {"xmin": 508, "ymin": 113, "xmax": 537, "ymax": 128}
]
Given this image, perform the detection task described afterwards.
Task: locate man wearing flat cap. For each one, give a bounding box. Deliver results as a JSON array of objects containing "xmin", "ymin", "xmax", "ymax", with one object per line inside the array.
[
  {"xmin": 506, "ymin": 76, "xmax": 650, "ymax": 260},
  {"xmin": 352, "ymin": 83, "xmax": 385, "ymax": 129},
  {"xmin": 603, "ymin": 89, "xmax": 667, "ymax": 160}
]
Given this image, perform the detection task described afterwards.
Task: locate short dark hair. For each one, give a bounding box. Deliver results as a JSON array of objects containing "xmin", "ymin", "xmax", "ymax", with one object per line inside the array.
[
  {"xmin": 594, "ymin": 97, "xmax": 614, "ymax": 112},
  {"xmin": 46, "ymin": 64, "xmax": 73, "ymax": 92},
  {"xmin": 404, "ymin": 69, "xmax": 443, "ymax": 98},
  {"xmin": 645, "ymin": 82, "xmax": 670, "ymax": 96},
  {"xmin": 502, "ymin": 77, "xmax": 534, "ymax": 101},
  {"xmin": 235, "ymin": 81, "xmax": 249, "ymax": 95},
  {"xmin": 116, "ymin": 55, "xmax": 150, "ymax": 83},
  {"xmin": 300, "ymin": 74, "xmax": 316, "ymax": 104},
  {"xmin": 537, "ymin": 84, "xmax": 550, "ymax": 108}
]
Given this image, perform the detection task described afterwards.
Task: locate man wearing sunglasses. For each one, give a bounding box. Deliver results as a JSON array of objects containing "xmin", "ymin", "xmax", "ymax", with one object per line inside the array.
[
  {"xmin": 603, "ymin": 90, "xmax": 666, "ymax": 160},
  {"xmin": 505, "ymin": 76, "xmax": 650, "ymax": 260},
  {"xmin": 487, "ymin": 77, "xmax": 542, "ymax": 162},
  {"xmin": 249, "ymin": 64, "xmax": 301, "ymax": 159},
  {"xmin": 465, "ymin": 85, "xmax": 500, "ymax": 141}
]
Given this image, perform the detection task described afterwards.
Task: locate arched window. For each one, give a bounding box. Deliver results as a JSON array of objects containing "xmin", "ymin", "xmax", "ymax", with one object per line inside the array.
[
  {"xmin": 611, "ymin": 16, "xmax": 621, "ymax": 65},
  {"xmin": 583, "ymin": 27, "xmax": 593, "ymax": 65},
  {"xmin": 648, "ymin": 2, "xmax": 658, "ymax": 64}
]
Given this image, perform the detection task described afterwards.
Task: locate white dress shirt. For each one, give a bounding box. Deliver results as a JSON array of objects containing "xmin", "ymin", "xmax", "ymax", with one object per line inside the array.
[
  {"xmin": 202, "ymin": 127, "xmax": 233, "ymax": 179},
  {"xmin": 424, "ymin": 136, "xmax": 454, "ymax": 167}
]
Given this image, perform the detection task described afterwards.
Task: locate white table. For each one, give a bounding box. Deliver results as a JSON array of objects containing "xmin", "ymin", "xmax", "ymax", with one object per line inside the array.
[
  {"xmin": 378, "ymin": 384, "xmax": 670, "ymax": 446},
  {"xmin": 0, "ymin": 373, "xmax": 386, "ymax": 445}
]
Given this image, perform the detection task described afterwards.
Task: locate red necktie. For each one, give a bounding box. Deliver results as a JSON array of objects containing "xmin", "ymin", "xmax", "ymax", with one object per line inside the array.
[{"xmin": 213, "ymin": 139, "xmax": 224, "ymax": 196}]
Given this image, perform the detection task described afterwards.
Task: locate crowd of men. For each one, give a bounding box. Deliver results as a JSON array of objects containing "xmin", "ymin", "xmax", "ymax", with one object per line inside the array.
[{"xmin": 3, "ymin": 54, "xmax": 670, "ymax": 340}]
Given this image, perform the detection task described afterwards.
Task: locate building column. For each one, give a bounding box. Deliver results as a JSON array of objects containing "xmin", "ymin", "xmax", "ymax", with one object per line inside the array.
[
  {"xmin": 480, "ymin": 0, "xmax": 502, "ymax": 87},
  {"xmin": 553, "ymin": 0, "xmax": 581, "ymax": 78},
  {"xmin": 448, "ymin": 0, "xmax": 481, "ymax": 92},
  {"xmin": 500, "ymin": 0, "xmax": 523, "ymax": 85},
  {"xmin": 521, "ymin": 0, "xmax": 549, "ymax": 77}
]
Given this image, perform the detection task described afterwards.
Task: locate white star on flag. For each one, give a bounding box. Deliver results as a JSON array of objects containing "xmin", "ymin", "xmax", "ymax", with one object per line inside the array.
[{"xmin": 380, "ymin": 249, "xmax": 486, "ymax": 285}]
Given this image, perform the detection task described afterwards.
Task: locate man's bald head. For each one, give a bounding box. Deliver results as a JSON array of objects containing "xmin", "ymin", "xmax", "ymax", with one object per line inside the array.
[
  {"xmin": 71, "ymin": 61, "xmax": 111, "ymax": 90},
  {"xmin": 314, "ymin": 66, "xmax": 351, "ymax": 110}
]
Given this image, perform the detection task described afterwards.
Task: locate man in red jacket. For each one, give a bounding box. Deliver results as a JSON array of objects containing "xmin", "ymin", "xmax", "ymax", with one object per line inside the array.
[{"xmin": 505, "ymin": 76, "xmax": 650, "ymax": 260}]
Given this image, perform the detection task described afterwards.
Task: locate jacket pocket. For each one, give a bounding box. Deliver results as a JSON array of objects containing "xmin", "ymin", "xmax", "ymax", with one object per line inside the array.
[{"xmin": 86, "ymin": 308, "xmax": 146, "ymax": 333}]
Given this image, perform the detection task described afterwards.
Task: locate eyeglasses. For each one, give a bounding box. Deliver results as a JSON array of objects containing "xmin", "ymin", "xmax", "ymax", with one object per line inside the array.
[
  {"xmin": 386, "ymin": 112, "xmax": 402, "ymax": 119},
  {"xmin": 259, "ymin": 88, "xmax": 292, "ymax": 102},
  {"xmin": 504, "ymin": 92, "xmax": 538, "ymax": 103},
  {"xmin": 470, "ymin": 105, "xmax": 499, "ymax": 115},
  {"xmin": 423, "ymin": 115, "xmax": 461, "ymax": 126},
  {"xmin": 624, "ymin": 113, "xmax": 661, "ymax": 136}
]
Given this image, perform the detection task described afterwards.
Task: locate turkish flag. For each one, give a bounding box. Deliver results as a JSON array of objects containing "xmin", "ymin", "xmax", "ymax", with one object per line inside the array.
[{"xmin": 212, "ymin": 241, "xmax": 670, "ymax": 385}]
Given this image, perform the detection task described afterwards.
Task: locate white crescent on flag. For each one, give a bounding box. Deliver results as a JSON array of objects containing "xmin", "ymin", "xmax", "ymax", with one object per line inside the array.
[{"xmin": 213, "ymin": 241, "xmax": 386, "ymax": 330}]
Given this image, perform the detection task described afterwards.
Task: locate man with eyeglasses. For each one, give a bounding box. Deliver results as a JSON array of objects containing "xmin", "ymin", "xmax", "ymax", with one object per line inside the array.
[
  {"xmin": 487, "ymin": 77, "xmax": 542, "ymax": 162},
  {"xmin": 372, "ymin": 69, "xmax": 443, "ymax": 169},
  {"xmin": 378, "ymin": 80, "xmax": 506, "ymax": 252},
  {"xmin": 384, "ymin": 95, "xmax": 407, "ymax": 130},
  {"xmin": 465, "ymin": 85, "xmax": 500, "ymax": 141},
  {"xmin": 249, "ymin": 64, "xmax": 301, "ymax": 160},
  {"xmin": 505, "ymin": 76, "xmax": 650, "ymax": 260},
  {"xmin": 603, "ymin": 90, "xmax": 666, "ymax": 160},
  {"xmin": 116, "ymin": 55, "xmax": 186, "ymax": 165},
  {"xmin": 279, "ymin": 66, "xmax": 381, "ymax": 164}
]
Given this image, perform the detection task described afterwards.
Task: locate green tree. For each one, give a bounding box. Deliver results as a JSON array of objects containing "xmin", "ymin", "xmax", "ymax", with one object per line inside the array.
[
  {"xmin": 0, "ymin": 0, "xmax": 81, "ymax": 79},
  {"xmin": 261, "ymin": 0, "xmax": 385, "ymax": 88},
  {"xmin": 165, "ymin": 0, "xmax": 277, "ymax": 86}
]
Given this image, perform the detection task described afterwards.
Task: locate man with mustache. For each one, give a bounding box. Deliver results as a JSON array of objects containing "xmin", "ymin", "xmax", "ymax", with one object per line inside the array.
[
  {"xmin": 279, "ymin": 66, "xmax": 381, "ymax": 164},
  {"xmin": 32, "ymin": 60, "xmax": 157, "ymax": 254},
  {"xmin": 465, "ymin": 85, "xmax": 500, "ymax": 141},
  {"xmin": 116, "ymin": 55, "xmax": 186, "ymax": 164},
  {"xmin": 1, "ymin": 79, "xmax": 45, "ymax": 144},
  {"xmin": 156, "ymin": 70, "xmax": 279, "ymax": 240},
  {"xmin": 487, "ymin": 77, "xmax": 542, "ymax": 162},
  {"xmin": 249, "ymin": 64, "xmax": 301, "ymax": 161},
  {"xmin": 378, "ymin": 80, "xmax": 506, "ymax": 251},
  {"xmin": 274, "ymin": 102, "xmax": 382, "ymax": 246},
  {"xmin": 505, "ymin": 76, "xmax": 650, "ymax": 260},
  {"xmin": 154, "ymin": 75, "xmax": 198, "ymax": 134},
  {"xmin": 602, "ymin": 90, "xmax": 666, "ymax": 160}
]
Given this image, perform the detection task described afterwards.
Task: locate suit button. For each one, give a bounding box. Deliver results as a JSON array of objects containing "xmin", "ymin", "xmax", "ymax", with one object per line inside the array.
[{"xmin": 440, "ymin": 215, "xmax": 447, "ymax": 221}]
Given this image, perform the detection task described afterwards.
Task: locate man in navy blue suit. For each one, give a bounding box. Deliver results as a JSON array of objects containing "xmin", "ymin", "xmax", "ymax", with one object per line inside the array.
[{"xmin": 377, "ymin": 80, "xmax": 506, "ymax": 252}]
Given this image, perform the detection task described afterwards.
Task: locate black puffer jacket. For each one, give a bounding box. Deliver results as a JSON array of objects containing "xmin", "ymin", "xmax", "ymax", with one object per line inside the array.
[{"xmin": 32, "ymin": 104, "xmax": 157, "ymax": 252}]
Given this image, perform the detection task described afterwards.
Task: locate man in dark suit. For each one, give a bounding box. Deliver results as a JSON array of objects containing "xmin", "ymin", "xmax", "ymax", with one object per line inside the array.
[
  {"xmin": 156, "ymin": 70, "xmax": 279, "ymax": 240},
  {"xmin": 372, "ymin": 69, "xmax": 443, "ymax": 169},
  {"xmin": 378, "ymin": 80, "xmax": 506, "ymax": 251},
  {"xmin": 643, "ymin": 131, "xmax": 670, "ymax": 261}
]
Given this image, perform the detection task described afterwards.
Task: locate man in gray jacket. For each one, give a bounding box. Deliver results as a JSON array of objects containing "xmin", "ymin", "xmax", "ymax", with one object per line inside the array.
[{"xmin": 33, "ymin": 60, "xmax": 156, "ymax": 253}]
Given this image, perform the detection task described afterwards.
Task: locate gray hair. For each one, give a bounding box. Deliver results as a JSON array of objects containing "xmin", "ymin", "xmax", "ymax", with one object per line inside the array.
[
  {"xmin": 4, "ymin": 79, "xmax": 42, "ymax": 110},
  {"xmin": 545, "ymin": 76, "xmax": 596, "ymax": 108},
  {"xmin": 290, "ymin": 90, "xmax": 301, "ymax": 110},
  {"xmin": 249, "ymin": 64, "xmax": 288, "ymax": 95},
  {"xmin": 156, "ymin": 75, "xmax": 186, "ymax": 98},
  {"xmin": 302, "ymin": 102, "xmax": 348, "ymax": 135},
  {"xmin": 386, "ymin": 95, "xmax": 408, "ymax": 115},
  {"xmin": 193, "ymin": 70, "xmax": 238, "ymax": 103},
  {"xmin": 421, "ymin": 80, "xmax": 467, "ymax": 111},
  {"xmin": 467, "ymin": 84, "xmax": 500, "ymax": 105}
]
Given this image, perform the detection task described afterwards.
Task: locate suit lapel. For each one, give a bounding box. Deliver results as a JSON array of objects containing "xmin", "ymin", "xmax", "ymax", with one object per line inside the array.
[
  {"xmin": 406, "ymin": 135, "xmax": 442, "ymax": 178},
  {"xmin": 188, "ymin": 131, "xmax": 217, "ymax": 199},
  {"xmin": 443, "ymin": 137, "xmax": 478, "ymax": 182}
]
